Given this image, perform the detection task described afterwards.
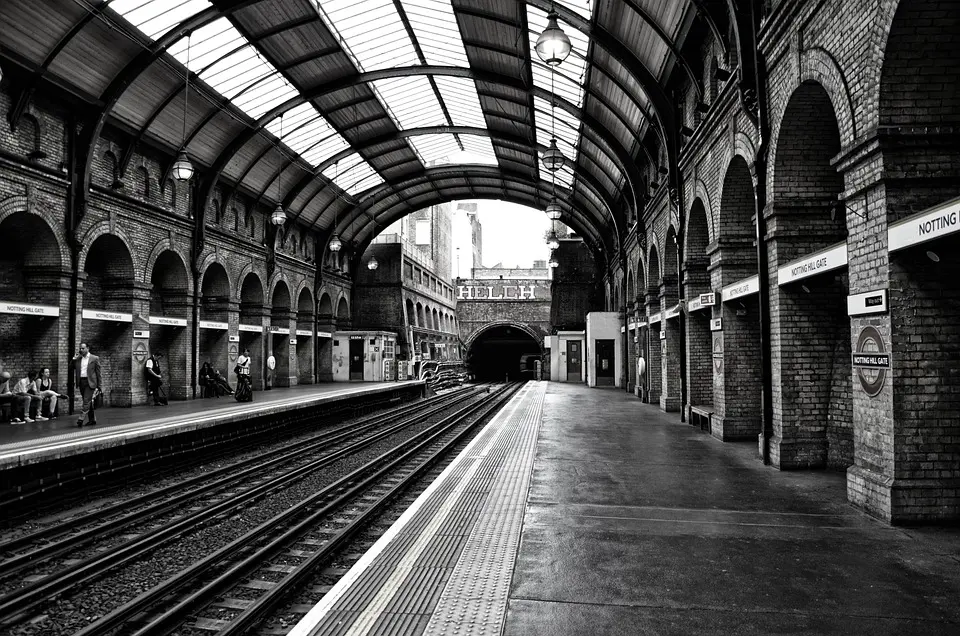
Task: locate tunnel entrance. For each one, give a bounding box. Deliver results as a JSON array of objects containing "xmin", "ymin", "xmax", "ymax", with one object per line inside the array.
[{"xmin": 467, "ymin": 325, "xmax": 542, "ymax": 382}]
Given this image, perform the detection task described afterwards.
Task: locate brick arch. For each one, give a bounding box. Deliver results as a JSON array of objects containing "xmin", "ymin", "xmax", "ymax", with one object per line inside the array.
[
  {"xmin": 717, "ymin": 154, "xmax": 757, "ymax": 245},
  {"xmin": 463, "ymin": 320, "xmax": 544, "ymax": 351},
  {"xmin": 77, "ymin": 221, "xmax": 138, "ymax": 276},
  {"xmin": 17, "ymin": 113, "xmax": 41, "ymax": 156},
  {"xmin": 685, "ymin": 198, "xmax": 711, "ymax": 262},
  {"xmin": 270, "ymin": 277, "xmax": 292, "ymax": 310},
  {"xmin": 297, "ymin": 285, "xmax": 314, "ymax": 315},
  {"xmin": 143, "ymin": 239, "xmax": 194, "ymax": 293},
  {"xmin": 686, "ymin": 179, "xmax": 714, "ymax": 246},
  {"xmin": 647, "ymin": 244, "xmax": 661, "ymax": 292},
  {"xmin": 663, "ymin": 226, "xmax": 680, "ymax": 295},
  {"xmin": 336, "ymin": 295, "xmax": 350, "ymax": 323},
  {"xmin": 236, "ymin": 262, "xmax": 266, "ymax": 302},
  {"xmin": 0, "ymin": 194, "xmax": 71, "ymax": 270},
  {"xmin": 318, "ymin": 291, "xmax": 334, "ymax": 317},
  {"xmin": 799, "ymin": 48, "xmax": 857, "ymax": 145},
  {"xmin": 196, "ymin": 251, "xmax": 234, "ymax": 299},
  {"xmin": 769, "ymin": 80, "xmax": 844, "ymax": 205},
  {"xmin": 293, "ymin": 278, "xmax": 312, "ymax": 306},
  {"xmin": 200, "ymin": 261, "xmax": 231, "ymax": 299},
  {"xmin": 239, "ymin": 271, "xmax": 265, "ymax": 307},
  {"xmin": 876, "ymin": 0, "xmax": 960, "ymax": 129}
]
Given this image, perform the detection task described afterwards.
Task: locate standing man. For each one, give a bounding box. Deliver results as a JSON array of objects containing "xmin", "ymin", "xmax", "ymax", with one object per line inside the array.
[
  {"xmin": 265, "ymin": 352, "xmax": 275, "ymax": 390},
  {"xmin": 235, "ymin": 348, "xmax": 252, "ymax": 402},
  {"xmin": 74, "ymin": 342, "xmax": 102, "ymax": 428}
]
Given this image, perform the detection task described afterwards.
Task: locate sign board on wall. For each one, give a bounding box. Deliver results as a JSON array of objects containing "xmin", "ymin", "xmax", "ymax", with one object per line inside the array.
[
  {"xmin": 133, "ymin": 329, "xmax": 150, "ymax": 339},
  {"xmin": 0, "ymin": 301, "xmax": 59, "ymax": 317},
  {"xmin": 710, "ymin": 318, "xmax": 723, "ymax": 331},
  {"xmin": 228, "ymin": 335, "xmax": 240, "ymax": 343},
  {"xmin": 777, "ymin": 241, "xmax": 848, "ymax": 285},
  {"xmin": 82, "ymin": 309, "xmax": 132, "ymax": 322},
  {"xmin": 721, "ymin": 276, "xmax": 759, "ymax": 302},
  {"xmin": 269, "ymin": 326, "xmax": 290, "ymax": 335},
  {"xmin": 457, "ymin": 284, "xmax": 539, "ymax": 300},
  {"xmin": 847, "ymin": 289, "xmax": 888, "ymax": 316},
  {"xmin": 238, "ymin": 324, "xmax": 261, "ymax": 333},
  {"xmin": 289, "ymin": 338, "xmax": 297, "ymax": 345},
  {"xmin": 296, "ymin": 329, "xmax": 312, "ymax": 337},
  {"xmin": 317, "ymin": 331, "xmax": 332, "ymax": 338},
  {"xmin": 688, "ymin": 293, "xmax": 715, "ymax": 312},
  {"xmin": 665, "ymin": 304, "xmax": 681, "ymax": 320},
  {"xmin": 199, "ymin": 320, "xmax": 228, "ymax": 330},
  {"xmin": 648, "ymin": 312, "xmax": 662, "ymax": 324},
  {"xmin": 888, "ymin": 195, "xmax": 960, "ymax": 251},
  {"xmin": 853, "ymin": 326, "xmax": 889, "ymax": 397},
  {"xmin": 150, "ymin": 316, "xmax": 187, "ymax": 327}
]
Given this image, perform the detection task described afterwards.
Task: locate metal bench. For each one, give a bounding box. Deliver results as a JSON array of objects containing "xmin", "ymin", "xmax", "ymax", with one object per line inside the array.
[{"xmin": 690, "ymin": 405, "xmax": 713, "ymax": 434}]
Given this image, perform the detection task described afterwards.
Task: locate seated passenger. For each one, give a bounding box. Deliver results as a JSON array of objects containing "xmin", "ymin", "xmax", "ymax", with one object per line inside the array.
[
  {"xmin": 0, "ymin": 371, "xmax": 14, "ymax": 423},
  {"xmin": 212, "ymin": 369, "xmax": 234, "ymax": 397},
  {"xmin": 35, "ymin": 367, "xmax": 66, "ymax": 419},
  {"xmin": 13, "ymin": 371, "xmax": 45, "ymax": 423},
  {"xmin": 198, "ymin": 362, "xmax": 215, "ymax": 398}
]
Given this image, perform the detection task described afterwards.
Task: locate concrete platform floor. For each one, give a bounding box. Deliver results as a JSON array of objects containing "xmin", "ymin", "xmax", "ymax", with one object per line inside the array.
[{"xmin": 506, "ymin": 383, "xmax": 960, "ymax": 636}]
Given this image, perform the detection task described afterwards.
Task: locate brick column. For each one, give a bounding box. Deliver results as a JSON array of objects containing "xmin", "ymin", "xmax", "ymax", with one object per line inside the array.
[
  {"xmin": 708, "ymin": 237, "xmax": 763, "ymax": 440},
  {"xmin": 126, "ymin": 282, "xmax": 151, "ymax": 406},
  {"xmin": 297, "ymin": 306, "xmax": 315, "ymax": 385},
  {"xmin": 199, "ymin": 298, "xmax": 236, "ymax": 381},
  {"xmin": 645, "ymin": 292, "xmax": 661, "ymax": 404},
  {"xmin": 157, "ymin": 289, "xmax": 192, "ymax": 401},
  {"xmin": 239, "ymin": 304, "xmax": 268, "ymax": 391},
  {"xmin": 659, "ymin": 277, "xmax": 681, "ymax": 413},
  {"xmin": 765, "ymin": 201, "xmax": 847, "ymax": 468},
  {"xmin": 683, "ymin": 257, "xmax": 712, "ymax": 420},
  {"xmin": 270, "ymin": 308, "xmax": 297, "ymax": 387}
]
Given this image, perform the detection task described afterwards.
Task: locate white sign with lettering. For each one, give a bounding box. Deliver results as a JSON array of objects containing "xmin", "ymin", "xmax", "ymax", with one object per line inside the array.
[
  {"xmin": 316, "ymin": 331, "xmax": 332, "ymax": 338},
  {"xmin": 0, "ymin": 301, "xmax": 59, "ymax": 317},
  {"xmin": 665, "ymin": 304, "xmax": 681, "ymax": 320},
  {"xmin": 269, "ymin": 326, "xmax": 290, "ymax": 335},
  {"xmin": 296, "ymin": 329, "xmax": 312, "ymax": 337},
  {"xmin": 778, "ymin": 242, "xmax": 847, "ymax": 285},
  {"xmin": 150, "ymin": 316, "xmax": 187, "ymax": 327},
  {"xmin": 888, "ymin": 196, "xmax": 960, "ymax": 251},
  {"xmin": 847, "ymin": 289, "xmax": 888, "ymax": 316},
  {"xmin": 710, "ymin": 318, "xmax": 723, "ymax": 332},
  {"xmin": 228, "ymin": 335, "xmax": 240, "ymax": 342},
  {"xmin": 133, "ymin": 329, "xmax": 150, "ymax": 339},
  {"xmin": 688, "ymin": 293, "xmax": 715, "ymax": 312},
  {"xmin": 648, "ymin": 312, "xmax": 662, "ymax": 324},
  {"xmin": 457, "ymin": 284, "xmax": 537, "ymax": 300},
  {"xmin": 238, "ymin": 324, "xmax": 261, "ymax": 333},
  {"xmin": 199, "ymin": 320, "xmax": 228, "ymax": 330},
  {"xmin": 82, "ymin": 309, "xmax": 133, "ymax": 323},
  {"xmin": 721, "ymin": 275, "xmax": 760, "ymax": 302}
]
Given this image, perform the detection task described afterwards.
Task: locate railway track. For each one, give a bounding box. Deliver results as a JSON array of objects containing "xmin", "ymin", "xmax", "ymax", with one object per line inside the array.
[{"xmin": 0, "ymin": 384, "xmax": 494, "ymax": 630}]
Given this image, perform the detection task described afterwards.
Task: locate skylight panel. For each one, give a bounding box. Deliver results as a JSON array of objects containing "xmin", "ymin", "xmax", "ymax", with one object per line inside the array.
[
  {"xmin": 554, "ymin": 0, "xmax": 593, "ymax": 21},
  {"xmin": 317, "ymin": 0, "xmax": 420, "ymax": 71},
  {"xmin": 321, "ymin": 153, "xmax": 384, "ymax": 196},
  {"xmin": 111, "ymin": 0, "xmax": 212, "ymax": 40},
  {"xmin": 534, "ymin": 98, "xmax": 579, "ymax": 168},
  {"xmin": 266, "ymin": 103, "xmax": 351, "ymax": 168},
  {"xmin": 554, "ymin": 164, "xmax": 575, "ymax": 189},
  {"xmin": 169, "ymin": 18, "xmax": 298, "ymax": 119},
  {"xmin": 433, "ymin": 77, "xmax": 487, "ymax": 129},
  {"xmin": 402, "ymin": 0, "xmax": 470, "ymax": 67},
  {"xmin": 372, "ymin": 76, "xmax": 448, "ymax": 130}
]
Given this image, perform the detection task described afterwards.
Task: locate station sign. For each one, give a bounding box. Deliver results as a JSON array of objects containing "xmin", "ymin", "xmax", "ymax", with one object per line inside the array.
[
  {"xmin": 721, "ymin": 275, "xmax": 759, "ymax": 302},
  {"xmin": 0, "ymin": 301, "xmax": 59, "ymax": 317},
  {"xmin": 228, "ymin": 335, "xmax": 240, "ymax": 343},
  {"xmin": 199, "ymin": 320, "xmax": 228, "ymax": 330},
  {"xmin": 150, "ymin": 316, "xmax": 187, "ymax": 327},
  {"xmin": 317, "ymin": 331, "xmax": 332, "ymax": 338},
  {"xmin": 853, "ymin": 325, "xmax": 889, "ymax": 397},
  {"xmin": 269, "ymin": 326, "xmax": 290, "ymax": 335},
  {"xmin": 133, "ymin": 329, "xmax": 150, "ymax": 339},
  {"xmin": 350, "ymin": 335, "xmax": 364, "ymax": 340},
  {"xmin": 636, "ymin": 320, "xmax": 647, "ymax": 328},
  {"xmin": 659, "ymin": 330, "xmax": 666, "ymax": 340},
  {"xmin": 688, "ymin": 293, "xmax": 715, "ymax": 312},
  {"xmin": 648, "ymin": 312, "xmax": 662, "ymax": 324},
  {"xmin": 238, "ymin": 324, "xmax": 261, "ymax": 332},
  {"xmin": 710, "ymin": 318, "xmax": 723, "ymax": 331},
  {"xmin": 778, "ymin": 241, "xmax": 847, "ymax": 285},
  {"xmin": 82, "ymin": 309, "xmax": 132, "ymax": 322},
  {"xmin": 847, "ymin": 289, "xmax": 888, "ymax": 316},
  {"xmin": 289, "ymin": 338, "xmax": 297, "ymax": 345},
  {"xmin": 888, "ymin": 195, "xmax": 960, "ymax": 252},
  {"xmin": 296, "ymin": 329, "xmax": 312, "ymax": 337},
  {"xmin": 665, "ymin": 304, "xmax": 681, "ymax": 320}
]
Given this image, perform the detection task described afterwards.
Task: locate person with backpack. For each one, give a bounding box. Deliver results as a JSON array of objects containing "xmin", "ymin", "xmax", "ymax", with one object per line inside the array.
[
  {"xmin": 144, "ymin": 351, "xmax": 167, "ymax": 406},
  {"xmin": 234, "ymin": 349, "xmax": 252, "ymax": 402}
]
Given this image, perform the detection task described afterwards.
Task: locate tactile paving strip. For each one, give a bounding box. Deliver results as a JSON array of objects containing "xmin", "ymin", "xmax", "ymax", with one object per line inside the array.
[{"xmin": 289, "ymin": 382, "xmax": 545, "ymax": 636}]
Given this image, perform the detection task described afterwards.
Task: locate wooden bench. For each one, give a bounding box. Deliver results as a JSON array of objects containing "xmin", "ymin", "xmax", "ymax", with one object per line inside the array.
[{"xmin": 690, "ymin": 405, "xmax": 713, "ymax": 434}]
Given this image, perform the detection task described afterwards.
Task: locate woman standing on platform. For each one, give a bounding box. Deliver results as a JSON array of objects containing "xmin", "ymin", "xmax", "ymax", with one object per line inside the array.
[{"xmin": 234, "ymin": 349, "xmax": 252, "ymax": 402}]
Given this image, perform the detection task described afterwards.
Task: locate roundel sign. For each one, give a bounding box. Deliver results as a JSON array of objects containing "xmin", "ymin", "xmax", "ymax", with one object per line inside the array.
[{"xmin": 853, "ymin": 326, "xmax": 890, "ymax": 397}]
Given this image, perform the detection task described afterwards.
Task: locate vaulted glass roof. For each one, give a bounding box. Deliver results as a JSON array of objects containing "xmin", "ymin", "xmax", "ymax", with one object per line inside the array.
[{"xmin": 109, "ymin": 0, "xmax": 212, "ymax": 40}]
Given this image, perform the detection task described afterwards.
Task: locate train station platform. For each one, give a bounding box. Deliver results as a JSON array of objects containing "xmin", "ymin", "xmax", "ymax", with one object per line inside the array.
[
  {"xmin": 291, "ymin": 381, "xmax": 960, "ymax": 636},
  {"xmin": 0, "ymin": 382, "xmax": 424, "ymax": 470}
]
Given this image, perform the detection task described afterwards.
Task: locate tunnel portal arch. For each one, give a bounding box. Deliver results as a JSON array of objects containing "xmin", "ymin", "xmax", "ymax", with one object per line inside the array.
[{"xmin": 464, "ymin": 321, "xmax": 544, "ymax": 382}]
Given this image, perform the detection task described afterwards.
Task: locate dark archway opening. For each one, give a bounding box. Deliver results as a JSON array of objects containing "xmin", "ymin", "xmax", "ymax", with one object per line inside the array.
[{"xmin": 468, "ymin": 325, "xmax": 541, "ymax": 382}]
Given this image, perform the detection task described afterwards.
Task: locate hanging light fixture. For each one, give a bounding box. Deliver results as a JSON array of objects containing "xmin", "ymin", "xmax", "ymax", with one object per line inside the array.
[
  {"xmin": 548, "ymin": 251, "xmax": 559, "ymax": 268},
  {"xmin": 270, "ymin": 114, "xmax": 287, "ymax": 226},
  {"xmin": 328, "ymin": 160, "xmax": 342, "ymax": 252},
  {"xmin": 173, "ymin": 33, "xmax": 194, "ymax": 182},
  {"xmin": 546, "ymin": 200, "xmax": 562, "ymax": 220},
  {"xmin": 546, "ymin": 224, "xmax": 560, "ymax": 250},
  {"xmin": 540, "ymin": 66, "xmax": 565, "ymax": 173},
  {"xmin": 367, "ymin": 216, "xmax": 379, "ymax": 270},
  {"xmin": 535, "ymin": 11, "xmax": 572, "ymax": 67}
]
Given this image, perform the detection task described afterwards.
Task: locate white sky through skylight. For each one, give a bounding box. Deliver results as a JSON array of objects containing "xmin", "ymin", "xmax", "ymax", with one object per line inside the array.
[{"xmin": 110, "ymin": 0, "xmax": 212, "ymax": 40}]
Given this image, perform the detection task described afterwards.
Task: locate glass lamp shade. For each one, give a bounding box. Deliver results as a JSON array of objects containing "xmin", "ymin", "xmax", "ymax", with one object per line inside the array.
[
  {"xmin": 270, "ymin": 204, "xmax": 286, "ymax": 226},
  {"xmin": 367, "ymin": 256, "xmax": 379, "ymax": 270},
  {"xmin": 172, "ymin": 151, "xmax": 194, "ymax": 181},
  {"xmin": 546, "ymin": 201, "xmax": 562, "ymax": 220},
  {"xmin": 328, "ymin": 233, "xmax": 343, "ymax": 253},
  {"xmin": 548, "ymin": 254, "xmax": 559, "ymax": 268},
  {"xmin": 535, "ymin": 12, "xmax": 572, "ymax": 66},
  {"xmin": 541, "ymin": 138, "xmax": 565, "ymax": 172},
  {"xmin": 546, "ymin": 231, "xmax": 560, "ymax": 250}
]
